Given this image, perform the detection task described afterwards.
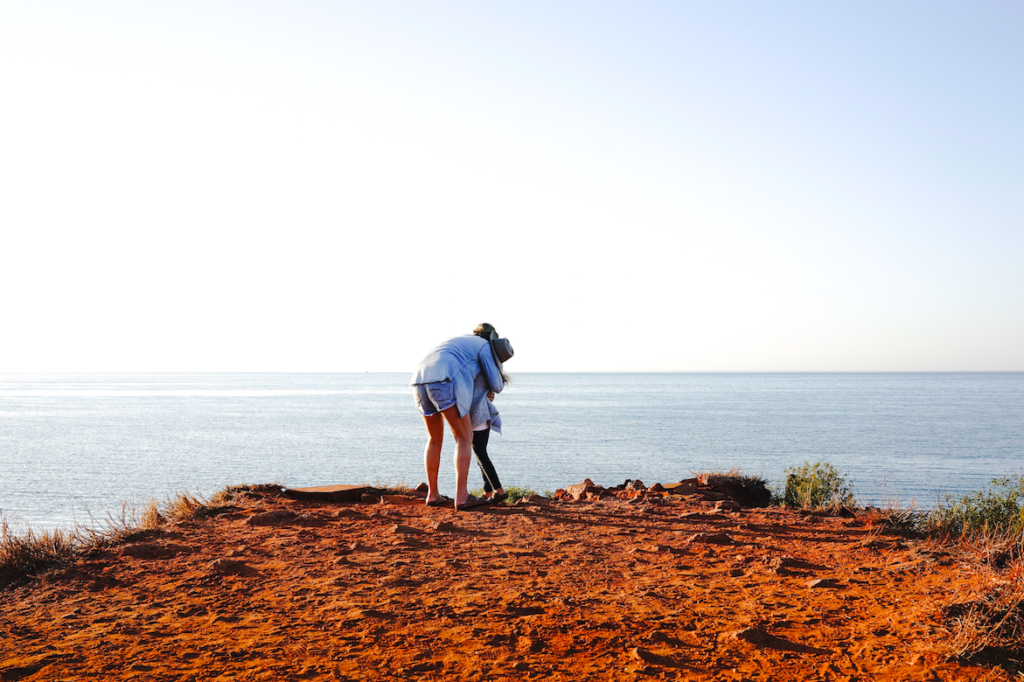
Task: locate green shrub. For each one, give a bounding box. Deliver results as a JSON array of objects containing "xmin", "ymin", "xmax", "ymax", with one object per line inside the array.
[
  {"xmin": 926, "ymin": 473, "xmax": 1024, "ymax": 538},
  {"xmin": 468, "ymin": 486, "xmax": 537, "ymax": 505},
  {"xmin": 502, "ymin": 487, "xmax": 536, "ymax": 505},
  {"xmin": 782, "ymin": 462, "xmax": 854, "ymax": 511}
]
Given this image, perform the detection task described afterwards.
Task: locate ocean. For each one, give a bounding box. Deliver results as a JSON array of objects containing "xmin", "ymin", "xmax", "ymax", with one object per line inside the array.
[{"xmin": 1, "ymin": 373, "xmax": 1021, "ymax": 530}]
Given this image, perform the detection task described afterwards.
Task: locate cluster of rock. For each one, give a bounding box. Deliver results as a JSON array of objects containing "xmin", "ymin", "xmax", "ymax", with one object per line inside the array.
[
  {"xmin": 551, "ymin": 475, "xmax": 772, "ymax": 508},
  {"xmin": 281, "ymin": 475, "xmax": 773, "ymax": 509}
]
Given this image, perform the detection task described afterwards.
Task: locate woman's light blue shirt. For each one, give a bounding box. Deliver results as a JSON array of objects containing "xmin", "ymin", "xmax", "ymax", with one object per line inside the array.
[
  {"xmin": 469, "ymin": 372, "xmax": 502, "ymax": 434},
  {"xmin": 410, "ymin": 335, "xmax": 504, "ymax": 417}
]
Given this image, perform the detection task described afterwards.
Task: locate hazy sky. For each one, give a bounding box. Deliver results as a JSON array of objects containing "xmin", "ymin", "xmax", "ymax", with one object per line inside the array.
[{"xmin": 1, "ymin": 1, "xmax": 1021, "ymax": 372}]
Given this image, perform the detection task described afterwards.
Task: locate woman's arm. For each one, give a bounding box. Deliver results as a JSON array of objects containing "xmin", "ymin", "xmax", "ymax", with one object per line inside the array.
[{"xmin": 479, "ymin": 345, "xmax": 505, "ymax": 394}]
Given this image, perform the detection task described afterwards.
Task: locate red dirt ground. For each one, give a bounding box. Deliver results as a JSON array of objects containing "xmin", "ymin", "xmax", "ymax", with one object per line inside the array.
[{"xmin": 0, "ymin": 486, "xmax": 1015, "ymax": 681}]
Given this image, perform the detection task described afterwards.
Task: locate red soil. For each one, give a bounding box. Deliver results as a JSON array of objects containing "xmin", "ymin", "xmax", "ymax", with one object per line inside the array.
[{"xmin": 0, "ymin": 486, "xmax": 1014, "ymax": 681}]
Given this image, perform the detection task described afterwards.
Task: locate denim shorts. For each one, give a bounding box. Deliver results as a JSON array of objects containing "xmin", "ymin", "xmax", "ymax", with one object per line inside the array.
[{"xmin": 413, "ymin": 380, "xmax": 457, "ymax": 416}]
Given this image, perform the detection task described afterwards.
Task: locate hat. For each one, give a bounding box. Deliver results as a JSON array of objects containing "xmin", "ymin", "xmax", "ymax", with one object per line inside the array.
[{"xmin": 488, "ymin": 330, "xmax": 514, "ymax": 367}]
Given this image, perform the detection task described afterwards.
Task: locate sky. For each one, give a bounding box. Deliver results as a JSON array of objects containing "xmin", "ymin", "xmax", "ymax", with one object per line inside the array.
[{"xmin": 1, "ymin": 1, "xmax": 1021, "ymax": 372}]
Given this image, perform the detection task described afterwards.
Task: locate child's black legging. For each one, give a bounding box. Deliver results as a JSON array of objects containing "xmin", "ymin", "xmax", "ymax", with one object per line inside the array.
[{"xmin": 472, "ymin": 428, "xmax": 502, "ymax": 493}]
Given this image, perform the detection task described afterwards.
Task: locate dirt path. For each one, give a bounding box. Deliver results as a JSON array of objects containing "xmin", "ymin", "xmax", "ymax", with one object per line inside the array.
[{"xmin": 0, "ymin": 488, "xmax": 1011, "ymax": 681}]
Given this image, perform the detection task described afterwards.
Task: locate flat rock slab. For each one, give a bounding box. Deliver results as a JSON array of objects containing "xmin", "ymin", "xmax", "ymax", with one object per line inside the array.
[
  {"xmin": 379, "ymin": 494, "xmax": 424, "ymax": 506},
  {"xmin": 664, "ymin": 478, "xmax": 699, "ymax": 494},
  {"xmin": 283, "ymin": 485, "xmax": 370, "ymax": 502}
]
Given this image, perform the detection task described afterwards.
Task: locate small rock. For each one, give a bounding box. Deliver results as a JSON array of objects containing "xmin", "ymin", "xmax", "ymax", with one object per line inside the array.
[
  {"xmin": 414, "ymin": 482, "xmax": 429, "ymax": 494},
  {"xmin": 506, "ymin": 604, "xmax": 546, "ymax": 617},
  {"xmin": 346, "ymin": 541, "xmax": 373, "ymax": 553},
  {"xmin": 207, "ymin": 558, "xmax": 256, "ymax": 576},
  {"xmin": 388, "ymin": 523, "xmax": 422, "ymax": 535},
  {"xmin": 648, "ymin": 483, "xmax": 666, "ymax": 493},
  {"xmin": 566, "ymin": 479, "xmax": 604, "ymax": 501},
  {"xmin": 245, "ymin": 510, "xmax": 297, "ymax": 526},
  {"xmin": 806, "ymin": 578, "xmax": 840, "ymax": 589},
  {"xmin": 568, "ymin": 478, "xmax": 596, "ymax": 490},
  {"xmin": 714, "ymin": 499, "xmax": 742, "ymax": 512},
  {"xmin": 379, "ymin": 494, "xmax": 422, "ymax": 506},
  {"xmin": 625, "ymin": 479, "xmax": 646, "ymax": 491},
  {"xmin": 687, "ymin": 532, "xmax": 734, "ymax": 545},
  {"xmin": 343, "ymin": 607, "xmax": 390, "ymax": 622},
  {"xmin": 858, "ymin": 538, "xmax": 892, "ymax": 549},
  {"xmin": 732, "ymin": 627, "xmax": 773, "ymax": 645},
  {"xmin": 728, "ymin": 568, "xmax": 745, "ymax": 577},
  {"xmin": 766, "ymin": 556, "xmax": 827, "ymax": 572},
  {"xmin": 630, "ymin": 647, "xmax": 665, "ymax": 665},
  {"xmin": 403, "ymin": 662, "xmax": 442, "ymax": 673},
  {"xmin": 282, "ymin": 484, "xmax": 367, "ymax": 502},
  {"xmin": 430, "ymin": 520, "xmax": 455, "ymax": 532},
  {"xmin": 664, "ymin": 479, "xmax": 698, "ymax": 494}
]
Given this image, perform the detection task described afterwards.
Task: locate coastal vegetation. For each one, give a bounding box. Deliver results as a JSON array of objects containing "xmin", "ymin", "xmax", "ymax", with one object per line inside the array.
[
  {"xmin": 926, "ymin": 473, "xmax": 1024, "ymax": 540},
  {"xmin": 468, "ymin": 486, "xmax": 537, "ymax": 505},
  {"xmin": 0, "ymin": 517, "xmax": 78, "ymax": 588},
  {"xmin": 781, "ymin": 461, "xmax": 856, "ymax": 511},
  {"xmin": 921, "ymin": 474, "xmax": 1024, "ymax": 661},
  {"xmin": 0, "ymin": 484, "xmax": 276, "ymax": 588}
]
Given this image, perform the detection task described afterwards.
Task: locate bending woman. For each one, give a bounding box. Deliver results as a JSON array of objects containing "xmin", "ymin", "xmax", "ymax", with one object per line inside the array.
[{"xmin": 411, "ymin": 324, "xmax": 513, "ymax": 510}]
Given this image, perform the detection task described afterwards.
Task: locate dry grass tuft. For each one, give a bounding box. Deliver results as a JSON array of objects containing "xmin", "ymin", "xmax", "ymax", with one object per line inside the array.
[
  {"xmin": 862, "ymin": 497, "xmax": 920, "ymax": 536},
  {"xmin": 0, "ymin": 516, "xmax": 79, "ymax": 588},
  {"xmin": 360, "ymin": 478, "xmax": 413, "ymax": 496},
  {"xmin": 927, "ymin": 473, "xmax": 1024, "ymax": 660},
  {"xmin": 943, "ymin": 558, "xmax": 1024, "ymax": 660},
  {"xmin": 1, "ymin": 482, "xmax": 276, "ymax": 588},
  {"xmin": 75, "ymin": 501, "xmax": 161, "ymax": 547},
  {"xmin": 140, "ymin": 498, "xmax": 163, "ymax": 530},
  {"xmin": 693, "ymin": 467, "xmax": 745, "ymax": 486},
  {"xmin": 951, "ymin": 528, "xmax": 1024, "ymax": 571},
  {"xmin": 162, "ymin": 491, "xmax": 210, "ymax": 523},
  {"xmin": 161, "ymin": 490, "xmax": 238, "ymax": 523}
]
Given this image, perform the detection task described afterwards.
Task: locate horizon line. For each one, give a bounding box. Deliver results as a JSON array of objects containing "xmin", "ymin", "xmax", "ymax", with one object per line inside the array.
[{"xmin": 1, "ymin": 370, "xmax": 1022, "ymax": 376}]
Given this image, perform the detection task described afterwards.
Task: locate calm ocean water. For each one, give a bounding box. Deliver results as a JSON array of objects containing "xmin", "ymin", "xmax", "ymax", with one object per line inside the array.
[{"xmin": 1, "ymin": 373, "xmax": 1022, "ymax": 530}]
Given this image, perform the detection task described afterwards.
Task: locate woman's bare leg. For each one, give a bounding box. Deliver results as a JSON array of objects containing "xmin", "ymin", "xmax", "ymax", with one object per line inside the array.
[
  {"xmin": 440, "ymin": 405, "xmax": 474, "ymax": 505},
  {"xmin": 422, "ymin": 414, "xmax": 445, "ymax": 503}
]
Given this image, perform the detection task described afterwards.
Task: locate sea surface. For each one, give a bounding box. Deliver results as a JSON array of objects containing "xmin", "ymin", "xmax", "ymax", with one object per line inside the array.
[{"xmin": 1, "ymin": 373, "xmax": 1022, "ymax": 530}]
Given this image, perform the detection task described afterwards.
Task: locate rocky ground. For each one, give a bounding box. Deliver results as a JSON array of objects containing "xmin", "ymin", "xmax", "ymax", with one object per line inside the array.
[{"xmin": 0, "ymin": 482, "xmax": 1016, "ymax": 681}]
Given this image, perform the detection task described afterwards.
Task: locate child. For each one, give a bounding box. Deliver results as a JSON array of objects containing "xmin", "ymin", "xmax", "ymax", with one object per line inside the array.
[
  {"xmin": 468, "ymin": 323, "xmax": 510, "ymax": 503},
  {"xmin": 471, "ymin": 386, "xmax": 507, "ymax": 503}
]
